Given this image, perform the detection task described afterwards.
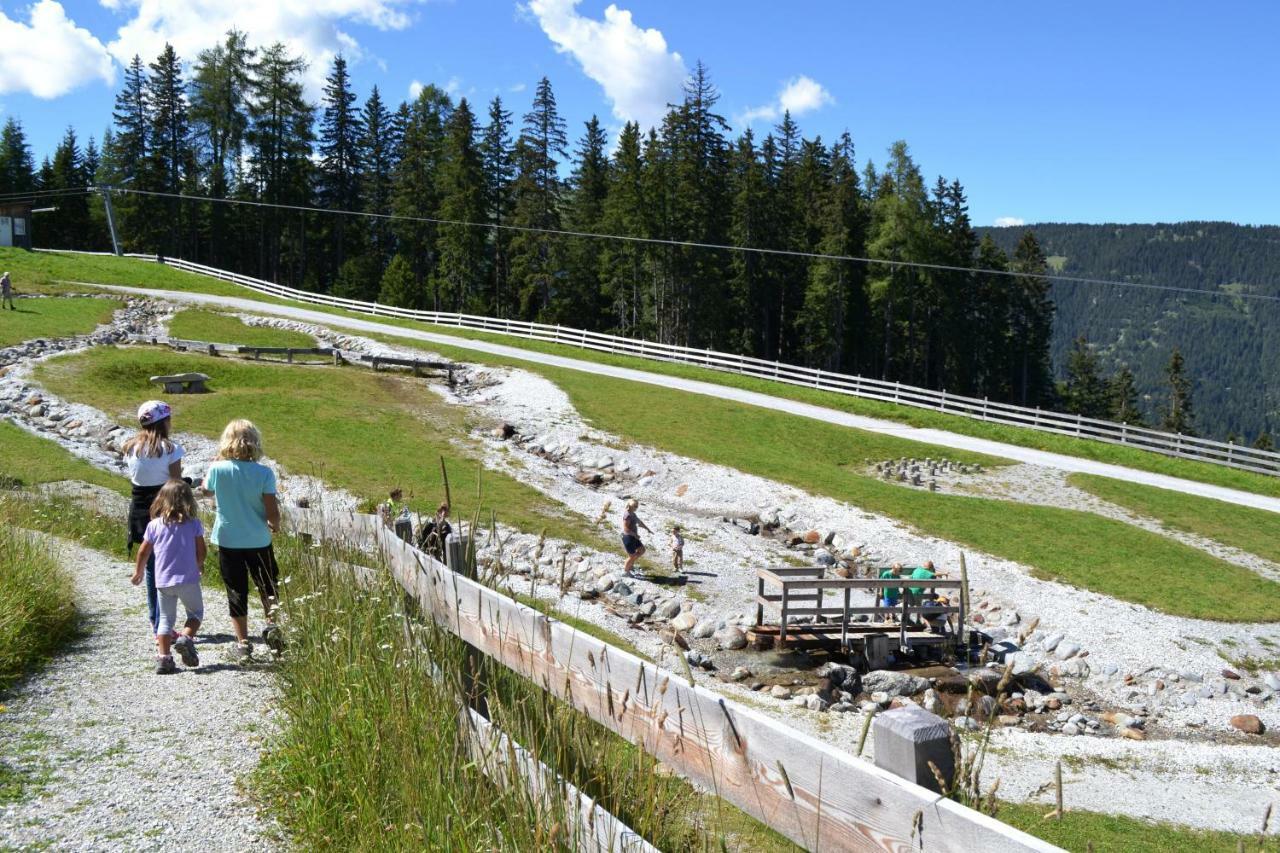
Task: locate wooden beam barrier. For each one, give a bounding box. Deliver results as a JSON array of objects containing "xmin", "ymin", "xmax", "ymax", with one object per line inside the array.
[{"xmin": 287, "ymin": 508, "xmax": 1055, "ymax": 853}]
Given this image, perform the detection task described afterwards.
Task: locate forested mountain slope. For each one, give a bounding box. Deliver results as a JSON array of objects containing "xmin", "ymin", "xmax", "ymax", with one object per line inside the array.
[{"xmin": 983, "ymin": 222, "xmax": 1280, "ymax": 442}]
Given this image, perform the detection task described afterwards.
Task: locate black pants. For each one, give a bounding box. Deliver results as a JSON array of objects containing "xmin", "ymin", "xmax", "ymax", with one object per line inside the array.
[{"xmin": 218, "ymin": 545, "xmax": 280, "ymax": 619}]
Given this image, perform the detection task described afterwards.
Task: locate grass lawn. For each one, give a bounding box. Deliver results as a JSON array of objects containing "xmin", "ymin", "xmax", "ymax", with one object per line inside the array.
[
  {"xmin": 0, "ymin": 297, "xmax": 118, "ymax": 348},
  {"xmin": 0, "ymin": 420, "xmax": 124, "ymax": 493},
  {"xmin": 11, "ymin": 247, "xmax": 1278, "ymax": 500},
  {"xmin": 366, "ymin": 331, "xmax": 1280, "ymax": 623},
  {"xmin": 998, "ymin": 801, "xmax": 1253, "ymax": 852},
  {"xmin": 34, "ymin": 346, "xmax": 605, "ymax": 550},
  {"xmin": 167, "ymin": 308, "xmax": 316, "ymax": 349},
  {"xmin": 1071, "ymin": 472, "xmax": 1280, "ymax": 565}
]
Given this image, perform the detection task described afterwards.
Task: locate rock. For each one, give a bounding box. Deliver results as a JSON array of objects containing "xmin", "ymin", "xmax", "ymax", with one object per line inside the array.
[
  {"xmin": 1054, "ymin": 641, "xmax": 1081, "ymax": 660},
  {"xmin": 690, "ymin": 618, "xmax": 718, "ymax": 639},
  {"xmin": 713, "ymin": 627, "xmax": 747, "ymax": 651},
  {"xmin": 1001, "ymin": 610, "xmax": 1021, "ymax": 626},
  {"xmin": 659, "ymin": 629, "xmax": 690, "ymax": 651},
  {"xmin": 1181, "ymin": 670, "xmax": 1203, "ymax": 683},
  {"xmin": 805, "ymin": 694, "xmax": 829, "ymax": 712},
  {"xmin": 1054, "ymin": 658, "xmax": 1091, "ymax": 679},
  {"xmin": 1265, "ymin": 674, "xmax": 1280, "ymax": 692},
  {"xmin": 862, "ymin": 670, "xmax": 930, "ymax": 697},
  {"xmin": 870, "ymin": 691, "xmax": 891, "ymax": 706},
  {"xmin": 574, "ymin": 470, "xmax": 604, "ymax": 486},
  {"xmin": 670, "ymin": 611, "xmax": 698, "ymax": 632},
  {"xmin": 613, "ymin": 581, "xmax": 634, "ymax": 598},
  {"xmin": 770, "ymin": 685, "xmax": 793, "ymax": 700},
  {"xmin": 814, "ymin": 549, "xmax": 836, "ymax": 566},
  {"xmin": 952, "ymin": 716, "xmax": 979, "ymax": 731},
  {"xmin": 729, "ymin": 666, "xmax": 752, "ymax": 682},
  {"xmin": 1006, "ymin": 652, "xmax": 1036, "ymax": 677},
  {"xmin": 1045, "ymin": 698, "xmax": 1062, "ymax": 711},
  {"xmin": 815, "ymin": 662, "xmax": 859, "ymax": 689},
  {"xmin": 1042, "ymin": 632, "xmax": 1064, "ymax": 652},
  {"xmin": 1230, "ymin": 714, "xmax": 1265, "ymax": 735},
  {"xmin": 594, "ymin": 576, "xmax": 615, "ymax": 594},
  {"xmin": 577, "ymin": 588, "xmax": 599, "ymax": 601},
  {"xmin": 1062, "ymin": 722, "xmax": 1081, "ymax": 736},
  {"xmin": 998, "ymin": 715, "xmax": 1021, "ymax": 727},
  {"xmin": 639, "ymin": 602, "xmax": 656, "ymax": 617},
  {"xmin": 1222, "ymin": 669, "xmax": 1241, "ymax": 680},
  {"xmin": 655, "ymin": 598, "xmax": 684, "ymax": 620},
  {"xmin": 802, "ymin": 530, "xmax": 821, "ymax": 545},
  {"xmin": 1119, "ymin": 727, "xmax": 1146, "ymax": 741}
]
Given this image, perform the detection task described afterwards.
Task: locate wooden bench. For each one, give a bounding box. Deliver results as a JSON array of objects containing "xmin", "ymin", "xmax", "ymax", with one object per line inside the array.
[
  {"xmin": 755, "ymin": 566, "xmax": 965, "ymax": 654},
  {"xmin": 149, "ymin": 372, "xmax": 210, "ymax": 393}
]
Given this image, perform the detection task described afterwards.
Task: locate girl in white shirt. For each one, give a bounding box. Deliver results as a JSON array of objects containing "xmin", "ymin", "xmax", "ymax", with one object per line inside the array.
[{"xmin": 123, "ymin": 400, "xmax": 184, "ymax": 637}]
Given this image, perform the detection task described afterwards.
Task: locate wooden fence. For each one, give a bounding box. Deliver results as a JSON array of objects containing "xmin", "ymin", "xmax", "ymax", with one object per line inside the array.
[
  {"xmin": 98, "ymin": 252, "xmax": 1277, "ymax": 479},
  {"xmin": 287, "ymin": 506, "xmax": 1055, "ymax": 852}
]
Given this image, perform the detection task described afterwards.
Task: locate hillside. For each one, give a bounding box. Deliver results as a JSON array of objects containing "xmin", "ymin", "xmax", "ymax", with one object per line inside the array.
[{"xmin": 983, "ymin": 221, "xmax": 1280, "ymax": 442}]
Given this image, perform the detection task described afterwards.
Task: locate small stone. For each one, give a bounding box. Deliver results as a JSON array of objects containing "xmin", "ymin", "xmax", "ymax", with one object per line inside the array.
[
  {"xmin": 1062, "ymin": 722, "xmax": 1080, "ymax": 736},
  {"xmin": 656, "ymin": 598, "xmax": 683, "ymax": 620},
  {"xmin": 870, "ymin": 691, "xmax": 890, "ymax": 706},
  {"xmin": 1222, "ymin": 669, "xmax": 1241, "ymax": 680},
  {"xmin": 670, "ymin": 611, "xmax": 697, "ymax": 631},
  {"xmin": 805, "ymin": 694, "xmax": 829, "ymax": 712},
  {"xmin": 1264, "ymin": 673, "xmax": 1280, "ymax": 692},
  {"xmin": 770, "ymin": 685, "xmax": 792, "ymax": 700},
  {"xmin": 713, "ymin": 626, "xmax": 747, "ymax": 651},
  {"xmin": 1054, "ymin": 641, "xmax": 1081, "ymax": 660},
  {"xmin": 1230, "ymin": 714, "xmax": 1265, "ymax": 735},
  {"xmin": 729, "ymin": 666, "xmax": 752, "ymax": 682},
  {"xmin": 953, "ymin": 716, "xmax": 979, "ymax": 731},
  {"xmin": 1181, "ymin": 670, "xmax": 1203, "ymax": 683},
  {"xmin": 998, "ymin": 715, "xmax": 1021, "ymax": 727},
  {"xmin": 801, "ymin": 530, "xmax": 821, "ymax": 544},
  {"xmin": 690, "ymin": 618, "xmax": 718, "ymax": 639}
]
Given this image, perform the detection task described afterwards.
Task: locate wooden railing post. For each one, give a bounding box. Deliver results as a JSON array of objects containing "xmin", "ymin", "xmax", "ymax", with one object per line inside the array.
[{"xmin": 446, "ymin": 533, "xmax": 488, "ymax": 717}]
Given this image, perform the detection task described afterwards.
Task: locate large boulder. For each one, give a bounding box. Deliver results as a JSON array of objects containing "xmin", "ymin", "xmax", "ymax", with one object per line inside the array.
[
  {"xmin": 714, "ymin": 627, "xmax": 748, "ymax": 650},
  {"xmin": 1230, "ymin": 714, "xmax": 1266, "ymax": 735},
  {"xmin": 862, "ymin": 670, "xmax": 930, "ymax": 697}
]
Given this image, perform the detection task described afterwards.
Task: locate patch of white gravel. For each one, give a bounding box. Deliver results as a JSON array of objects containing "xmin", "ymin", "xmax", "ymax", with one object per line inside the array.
[{"xmin": 0, "ymin": 531, "xmax": 282, "ymax": 851}]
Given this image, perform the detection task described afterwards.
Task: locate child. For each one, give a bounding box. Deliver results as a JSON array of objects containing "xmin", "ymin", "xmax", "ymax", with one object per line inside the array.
[
  {"xmin": 378, "ymin": 487, "xmax": 404, "ymax": 529},
  {"xmin": 1, "ymin": 272, "xmax": 13, "ymax": 310},
  {"xmin": 122, "ymin": 400, "xmax": 184, "ymax": 636},
  {"xmin": 621, "ymin": 499, "xmax": 651, "ymax": 577},
  {"xmin": 132, "ymin": 480, "xmax": 205, "ymax": 674},
  {"xmin": 203, "ymin": 419, "xmax": 282, "ymax": 661},
  {"xmin": 670, "ymin": 524, "xmax": 685, "ymax": 573}
]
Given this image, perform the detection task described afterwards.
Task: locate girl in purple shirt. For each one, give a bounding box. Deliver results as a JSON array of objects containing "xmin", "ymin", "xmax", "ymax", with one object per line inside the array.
[{"xmin": 132, "ymin": 480, "xmax": 206, "ymax": 674}]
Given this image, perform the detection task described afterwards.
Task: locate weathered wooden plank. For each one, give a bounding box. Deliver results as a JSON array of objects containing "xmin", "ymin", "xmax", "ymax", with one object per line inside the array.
[{"xmin": 288, "ymin": 508, "xmax": 1056, "ymax": 853}]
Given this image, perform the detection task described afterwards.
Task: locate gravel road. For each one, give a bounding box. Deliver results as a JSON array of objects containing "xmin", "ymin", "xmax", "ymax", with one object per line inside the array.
[{"xmin": 0, "ymin": 533, "xmax": 280, "ymax": 851}]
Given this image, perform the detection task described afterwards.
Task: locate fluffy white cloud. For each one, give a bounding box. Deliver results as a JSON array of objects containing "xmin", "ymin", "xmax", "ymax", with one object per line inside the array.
[
  {"xmin": 103, "ymin": 0, "xmax": 423, "ymax": 95},
  {"xmin": 408, "ymin": 79, "xmax": 424, "ymax": 99},
  {"xmin": 0, "ymin": 1, "xmax": 113, "ymax": 98},
  {"xmin": 994, "ymin": 216, "xmax": 1026, "ymax": 227},
  {"xmin": 738, "ymin": 74, "xmax": 834, "ymax": 127},
  {"xmin": 526, "ymin": 0, "xmax": 686, "ymax": 131}
]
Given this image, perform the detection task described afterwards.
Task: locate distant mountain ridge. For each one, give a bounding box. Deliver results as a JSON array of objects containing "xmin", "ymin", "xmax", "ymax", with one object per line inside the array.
[{"xmin": 981, "ymin": 221, "xmax": 1280, "ymax": 442}]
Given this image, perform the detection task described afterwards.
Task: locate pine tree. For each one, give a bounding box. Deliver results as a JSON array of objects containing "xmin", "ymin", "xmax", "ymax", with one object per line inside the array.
[
  {"xmin": 1008, "ymin": 230, "xmax": 1055, "ymax": 405},
  {"xmin": 931, "ymin": 178, "xmax": 977, "ymax": 391},
  {"xmin": 479, "ymin": 97, "xmax": 514, "ymax": 315},
  {"xmin": 435, "ymin": 98, "xmax": 487, "ymax": 312},
  {"xmin": 359, "ymin": 86, "xmax": 396, "ymax": 267},
  {"xmin": 1253, "ymin": 432, "xmax": 1274, "ymax": 452},
  {"xmin": 508, "ymin": 77, "xmax": 567, "ymax": 319},
  {"xmin": 1063, "ymin": 336, "xmax": 1109, "ymax": 418},
  {"xmin": 971, "ymin": 236, "xmax": 1012, "ymax": 399},
  {"xmin": 190, "ymin": 30, "xmax": 255, "ymax": 264},
  {"xmin": 1108, "ymin": 365, "xmax": 1144, "ymax": 426},
  {"xmin": 599, "ymin": 121, "xmax": 649, "ymax": 335},
  {"xmin": 727, "ymin": 129, "xmax": 770, "ymax": 355},
  {"xmin": 555, "ymin": 115, "xmax": 609, "ymax": 326},
  {"xmin": 146, "ymin": 44, "xmax": 191, "ymax": 256},
  {"xmin": 107, "ymin": 55, "xmax": 151, "ymax": 251},
  {"xmin": 318, "ymin": 55, "xmax": 364, "ymax": 279},
  {"xmin": 0, "ymin": 119, "xmax": 36, "ymax": 195},
  {"xmin": 378, "ymin": 253, "xmax": 420, "ymax": 308},
  {"xmin": 391, "ymin": 84, "xmax": 451, "ymax": 307},
  {"xmin": 1161, "ymin": 347, "xmax": 1196, "ymax": 435},
  {"xmin": 45, "ymin": 128, "xmax": 91, "ymax": 248}
]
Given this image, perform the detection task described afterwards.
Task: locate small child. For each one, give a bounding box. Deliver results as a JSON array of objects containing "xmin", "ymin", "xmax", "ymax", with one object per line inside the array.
[
  {"xmin": 1, "ymin": 272, "xmax": 13, "ymax": 310},
  {"xmin": 132, "ymin": 479, "xmax": 205, "ymax": 674},
  {"xmin": 670, "ymin": 525, "xmax": 685, "ymax": 573}
]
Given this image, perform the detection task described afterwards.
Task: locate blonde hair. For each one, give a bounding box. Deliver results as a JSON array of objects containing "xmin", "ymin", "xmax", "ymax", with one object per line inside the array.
[
  {"xmin": 625, "ymin": 499, "xmax": 639, "ymax": 511},
  {"xmin": 217, "ymin": 419, "xmax": 264, "ymax": 461},
  {"xmin": 123, "ymin": 419, "xmax": 173, "ymax": 459},
  {"xmin": 150, "ymin": 479, "xmax": 198, "ymax": 524}
]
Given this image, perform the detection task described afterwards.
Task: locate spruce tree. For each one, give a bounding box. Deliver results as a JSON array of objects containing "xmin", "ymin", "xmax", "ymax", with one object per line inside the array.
[
  {"xmin": 508, "ymin": 77, "xmax": 567, "ymax": 319},
  {"xmin": 318, "ymin": 55, "xmax": 364, "ymax": 278},
  {"xmin": 1253, "ymin": 432, "xmax": 1274, "ymax": 452},
  {"xmin": 556, "ymin": 115, "xmax": 609, "ymax": 325},
  {"xmin": 108, "ymin": 55, "xmax": 151, "ymax": 251},
  {"xmin": 971, "ymin": 236, "xmax": 1012, "ymax": 399},
  {"xmin": 435, "ymin": 98, "xmax": 487, "ymax": 311},
  {"xmin": 147, "ymin": 44, "xmax": 191, "ymax": 256},
  {"xmin": 391, "ymin": 84, "xmax": 451, "ymax": 307},
  {"xmin": 727, "ymin": 129, "xmax": 770, "ymax": 355},
  {"xmin": 599, "ymin": 121, "xmax": 649, "ymax": 335},
  {"xmin": 1108, "ymin": 365, "xmax": 1144, "ymax": 426},
  {"xmin": 480, "ymin": 97, "xmax": 514, "ymax": 315},
  {"xmin": 45, "ymin": 128, "xmax": 91, "ymax": 248},
  {"xmin": 1008, "ymin": 230, "xmax": 1055, "ymax": 405},
  {"xmin": 1063, "ymin": 336, "xmax": 1109, "ymax": 418},
  {"xmin": 0, "ymin": 119, "xmax": 36, "ymax": 195},
  {"xmin": 359, "ymin": 86, "xmax": 396, "ymax": 267},
  {"xmin": 1161, "ymin": 347, "xmax": 1196, "ymax": 435},
  {"xmin": 378, "ymin": 253, "xmax": 420, "ymax": 308}
]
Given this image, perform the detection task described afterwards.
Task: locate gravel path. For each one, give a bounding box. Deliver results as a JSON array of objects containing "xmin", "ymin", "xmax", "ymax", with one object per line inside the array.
[
  {"xmin": 85, "ymin": 283, "xmax": 1280, "ymax": 515},
  {"xmin": 0, "ymin": 533, "xmax": 280, "ymax": 851}
]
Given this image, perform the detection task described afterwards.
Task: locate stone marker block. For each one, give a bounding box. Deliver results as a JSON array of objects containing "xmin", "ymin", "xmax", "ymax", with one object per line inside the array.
[{"xmin": 873, "ymin": 704, "xmax": 955, "ymax": 793}]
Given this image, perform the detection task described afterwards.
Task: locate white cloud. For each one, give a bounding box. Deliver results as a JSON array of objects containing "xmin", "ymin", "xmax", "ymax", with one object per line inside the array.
[
  {"xmin": 103, "ymin": 0, "xmax": 424, "ymax": 96},
  {"xmin": 738, "ymin": 74, "xmax": 833, "ymax": 127},
  {"xmin": 994, "ymin": 216, "xmax": 1026, "ymax": 227},
  {"xmin": 408, "ymin": 79, "xmax": 424, "ymax": 99},
  {"xmin": 509, "ymin": 82, "xmax": 527, "ymax": 93},
  {"xmin": 0, "ymin": 1, "xmax": 113, "ymax": 98},
  {"xmin": 526, "ymin": 0, "xmax": 686, "ymax": 131}
]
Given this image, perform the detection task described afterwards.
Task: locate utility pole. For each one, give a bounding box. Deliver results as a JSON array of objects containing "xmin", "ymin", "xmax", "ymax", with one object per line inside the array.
[{"xmin": 96, "ymin": 185, "xmax": 121, "ymax": 255}]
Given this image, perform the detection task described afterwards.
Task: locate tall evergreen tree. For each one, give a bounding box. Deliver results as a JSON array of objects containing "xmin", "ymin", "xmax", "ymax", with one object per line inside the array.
[
  {"xmin": 0, "ymin": 119, "xmax": 36, "ymax": 195},
  {"xmin": 1062, "ymin": 336, "xmax": 1109, "ymax": 418},
  {"xmin": 1008, "ymin": 230, "xmax": 1055, "ymax": 405},
  {"xmin": 435, "ymin": 98, "xmax": 487, "ymax": 311},
  {"xmin": 190, "ymin": 30, "xmax": 254, "ymax": 264},
  {"xmin": 556, "ymin": 115, "xmax": 609, "ymax": 325},
  {"xmin": 599, "ymin": 121, "xmax": 649, "ymax": 335},
  {"xmin": 359, "ymin": 86, "xmax": 396, "ymax": 267},
  {"xmin": 317, "ymin": 55, "xmax": 364, "ymax": 279},
  {"xmin": 1108, "ymin": 365, "xmax": 1144, "ymax": 426},
  {"xmin": 1161, "ymin": 347, "xmax": 1196, "ymax": 435},
  {"xmin": 479, "ymin": 96, "xmax": 514, "ymax": 315},
  {"xmin": 390, "ymin": 84, "xmax": 451, "ymax": 306},
  {"xmin": 44, "ymin": 128, "xmax": 91, "ymax": 248},
  {"xmin": 107, "ymin": 55, "xmax": 151, "ymax": 250},
  {"xmin": 727, "ymin": 129, "xmax": 771, "ymax": 355},
  {"xmin": 508, "ymin": 77, "xmax": 567, "ymax": 319}
]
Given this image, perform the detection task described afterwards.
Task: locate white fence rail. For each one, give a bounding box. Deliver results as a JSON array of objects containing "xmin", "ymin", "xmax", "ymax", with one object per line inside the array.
[{"xmin": 54, "ymin": 249, "xmax": 1280, "ymax": 478}]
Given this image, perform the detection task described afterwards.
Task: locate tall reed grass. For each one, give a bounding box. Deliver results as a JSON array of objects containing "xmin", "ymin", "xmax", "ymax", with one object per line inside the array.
[
  {"xmin": 258, "ymin": 534, "xmax": 798, "ymax": 851},
  {"xmin": 0, "ymin": 524, "xmax": 77, "ymax": 691}
]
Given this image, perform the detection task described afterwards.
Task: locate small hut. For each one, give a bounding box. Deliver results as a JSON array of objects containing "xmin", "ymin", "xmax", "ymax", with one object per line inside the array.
[{"xmin": 0, "ymin": 202, "xmax": 32, "ymax": 249}]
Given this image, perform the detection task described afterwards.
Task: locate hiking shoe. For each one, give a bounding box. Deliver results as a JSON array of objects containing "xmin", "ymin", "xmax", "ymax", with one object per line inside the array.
[
  {"xmin": 227, "ymin": 642, "xmax": 253, "ymax": 663},
  {"xmin": 262, "ymin": 624, "xmax": 284, "ymax": 656},
  {"xmin": 173, "ymin": 636, "xmax": 199, "ymax": 668},
  {"xmin": 155, "ymin": 655, "xmax": 177, "ymax": 675}
]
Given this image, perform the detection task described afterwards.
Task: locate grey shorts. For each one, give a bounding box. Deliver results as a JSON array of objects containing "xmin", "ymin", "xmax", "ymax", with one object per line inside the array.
[{"xmin": 156, "ymin": 581, "xmax": 204, "ymax": 635}]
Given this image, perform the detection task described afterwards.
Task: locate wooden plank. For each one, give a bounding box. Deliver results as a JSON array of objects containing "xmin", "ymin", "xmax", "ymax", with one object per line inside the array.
[{"xmin": 288, "ymin": 508, "xmax": 1055, "ymax": 853}]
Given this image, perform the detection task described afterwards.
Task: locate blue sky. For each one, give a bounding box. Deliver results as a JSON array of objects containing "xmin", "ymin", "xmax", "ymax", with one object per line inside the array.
[{"xmin": 3, "ymin": 0, "xmax": 1277, "ymax": 226}]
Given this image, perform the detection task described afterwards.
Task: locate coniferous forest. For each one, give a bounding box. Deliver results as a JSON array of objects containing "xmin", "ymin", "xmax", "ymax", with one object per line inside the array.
[{"xmin": 5, "ymin": 34, "xmax": 1272, "ymax": 442}]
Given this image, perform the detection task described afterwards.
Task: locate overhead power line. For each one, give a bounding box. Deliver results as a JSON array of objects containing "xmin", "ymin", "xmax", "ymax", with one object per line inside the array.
[{"xmin": 74, "ymin": 185, "xmax": 1280, "ymax": 306}]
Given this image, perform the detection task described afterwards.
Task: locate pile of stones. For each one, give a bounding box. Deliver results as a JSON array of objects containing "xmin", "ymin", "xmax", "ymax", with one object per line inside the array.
[{"xmin": 872, "ymin": 456, "xmax": 984, "ymax": 491}]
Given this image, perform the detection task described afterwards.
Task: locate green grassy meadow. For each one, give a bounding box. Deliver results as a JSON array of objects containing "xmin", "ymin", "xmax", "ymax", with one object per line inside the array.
[
  {"xmin": 998, "ymin": 801, "xmax": 1253, "ymax": 852},
  {"xmin": 166, "ymin": 309, "xmax": 317, "ymax": 349},
  {"xmin": 0, "ymin": 297, "xmax": 118, "ymax": 348},
  {"xmin": 0, "ymin": 523, "xmax": 77, "ymax": 692}
]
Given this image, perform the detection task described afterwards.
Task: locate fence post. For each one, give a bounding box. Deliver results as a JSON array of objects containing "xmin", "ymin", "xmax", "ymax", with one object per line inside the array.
[
  {"xmin": 445, "ymin": 533, "xmax": 488, "ymax": 717},
  {"xmin": 872, "ymin": 705, "xmax": 955, "ymax": 793},
  {"xmin": 982, "ymin": 397, "xmax": 988, "ymax": 421},
  {"xmin": 894, "ymin": 381, "xmax": 901, "ymax": 403},
  {"xmin": 1227, "ymin": 440, "xmax": 1235, "ymax": 465},
  {"xmin": 940, "ymin": 389, "xmax": 946, "ymax": 412}
]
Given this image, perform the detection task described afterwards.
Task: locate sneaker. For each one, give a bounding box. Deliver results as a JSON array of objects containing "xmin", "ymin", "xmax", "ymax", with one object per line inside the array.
[
  {"xmin": 227, "ymin": 641, "xmax": 253, "ymax": 663},
  {"xmin": 262, "ymin": 624, "xmax": 284, "ymax": 656},
  {"xmin": 155, "ymin": 655, "xmax": 176, "ymax": 675},
  {"xmin": 173, "ymin": 635, "xmax": 199, "ymax": 668}
]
